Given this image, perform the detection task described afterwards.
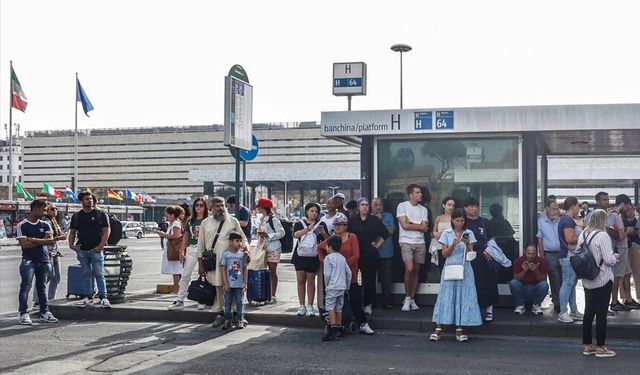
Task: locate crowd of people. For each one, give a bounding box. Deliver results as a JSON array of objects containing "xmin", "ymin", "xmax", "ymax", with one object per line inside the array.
[{"xmin": 14, "ymin": 186, "xmax": 639, "ymax": 356}]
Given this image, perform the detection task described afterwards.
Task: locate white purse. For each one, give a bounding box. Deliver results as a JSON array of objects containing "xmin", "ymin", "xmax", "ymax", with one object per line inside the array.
[{"xmin": 443, "ymin": 239, "xmax": 466, "ymax": 281}]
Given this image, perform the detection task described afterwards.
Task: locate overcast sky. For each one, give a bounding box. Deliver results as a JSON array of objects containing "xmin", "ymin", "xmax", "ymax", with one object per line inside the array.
[{"xmin": 1, "ymin": 0, "xmax": 639, "ymax": 135}]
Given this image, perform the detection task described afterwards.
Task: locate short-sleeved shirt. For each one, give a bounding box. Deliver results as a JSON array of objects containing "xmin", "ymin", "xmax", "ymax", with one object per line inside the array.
[
  {"xmin": 513, "ymin": 255, "xmax": 548, "ymax": 286},
  {"xmin": 396, "ymin": 201, "xmax": 429, "ymax": 244},
  {"xmin": 318, "ymin": 213, "xmax": 336, "ymax": 235},
  {"xmin": 16, "ymin": 219, "xmax": 53, "ymax": 263},
  {"xmin": 236, "ymin": 206, "xmax": 252, "ymax": 240},
  {"xmin": 439, "ymin": 229, "xmax": 477, "ymax": 266},
  {"xmin": 188, "ymin": 218, "xmax": 204, "ymax": 246},
  {"xmin": 378, "ymin": 212, "xmax": 395, "ymax": 259},
  {"xmin": 558, "ymin": 214, "xmax": 578, "ymax": 258},
  {"xmin": 220, "ymin": 250, "xmax": 246, "ymax": 289},
  {"xmin": 536, "ymin": 214, "xmax": 561, "ymax": 253},
  {"xmin": 70, "ymin": 209, "xmax": 110, "ymax": 250},
  {"xmin": 465, "ymin": 216, "xmax": 492, "ymax": 251},
  {"xmin": 608, "ymin": 211, "xmax": 627, "ymax": 249}
]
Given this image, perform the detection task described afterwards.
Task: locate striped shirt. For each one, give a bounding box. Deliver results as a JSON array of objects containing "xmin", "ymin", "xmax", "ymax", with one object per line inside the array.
[{"xmin": 576, "ymin": 230, "xmax": 617, "ymax": 290}]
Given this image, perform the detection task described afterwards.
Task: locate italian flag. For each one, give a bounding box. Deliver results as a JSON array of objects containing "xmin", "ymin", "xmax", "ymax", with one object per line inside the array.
[
  {"xmin": 43, "ymin": 183, "xmax": 61, "ymax": 197},
  {"xmin": 15, "ymin": 181, "xmax": 34, "ymax": 200},
  {"xmin": 11, "ymin": 67, "xmax": 28, "ymax": 112}
]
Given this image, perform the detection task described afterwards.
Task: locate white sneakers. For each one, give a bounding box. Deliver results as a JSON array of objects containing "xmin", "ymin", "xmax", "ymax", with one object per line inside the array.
[
  {"xmin": 167, "ymin": 301, "xmax": 185, "ymax": 311},
  {"xmin": 532, "ymin": 304, "xmax": 543, "ymax": 315},
  {"xmin": 570, "ymin": 311, "xmax": 584, "ymax": 320},
  {"xmin": 359, "ymin": 322, "xmax": 374, "ymax": 335},
  {"xmin": 409, "ymin": 300, "xmax": 420, "ymax": 311},
  {"xmin": 76, "ymin": 297, "xmax": 94, "ymax": 308},
  {"xmin": 402, "ymin": 297, "xmax": 419, "ymax": 312},
  {"xmin": 19, "ymin": 313, "xmax": 32, "ymax": 325},
  {"xmin": 197, "ymin": 303, "xmax": 206, "ymax": 310},
  {"xmin": 363, "ymin": 304, "xmax": 373, "ymax": 315},
  {"xmin": 514, "ymin": 305, "xmax": 526, "ymax": 315},
  {"xmin": 296, "ymin": 305, "xmax": 307, "ymax": 316},
  {"xmin": 99, "ymin": 299, "xmax": 112, "ymax": 309},
  {"xmin": 558, "ymin": 312, "xmax": 574, "ymax": 323},
  {"xmin": 306, "ymin": 305, "xmax": 317, "ymax": 317},
  {"xmin": 40, "ymin": 311, "xmax": 59, "ymax": 323}
]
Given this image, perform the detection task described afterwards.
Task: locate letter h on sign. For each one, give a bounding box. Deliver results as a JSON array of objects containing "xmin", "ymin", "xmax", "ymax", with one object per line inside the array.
[
  {"xmin": 345, "ymin": 64, "xmax": 351, "ymax": 74},
  {"xmin": 391, "ymin": 114, "xmax": 401, "ymax": 130}
]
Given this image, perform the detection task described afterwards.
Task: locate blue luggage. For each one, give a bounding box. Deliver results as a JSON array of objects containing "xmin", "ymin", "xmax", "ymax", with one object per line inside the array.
[
  {"xmin": 66, "ymin": 264, "xmax": 85, "ymax": 299},
  {"xmin": 247, "ymin": 269, "xmax": 271, "ymax": 303}
]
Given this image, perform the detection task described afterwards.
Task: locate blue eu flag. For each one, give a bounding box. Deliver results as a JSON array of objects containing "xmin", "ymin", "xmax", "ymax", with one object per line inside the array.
[{"xmin": 76, "ymin": 78, "xmax": 94, "ymax": 116}]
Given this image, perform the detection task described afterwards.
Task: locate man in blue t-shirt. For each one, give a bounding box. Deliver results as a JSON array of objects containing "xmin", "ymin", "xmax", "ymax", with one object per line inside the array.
[
  {"xmin": 557, "ymin": 196, "xmax": 583, "ymax": 323},
  {"xmin": 372, "ymin": 197, "xmax": 395, "ymax": 309},
  {"xmin": 16, "ymin": 200, "xmax": 58, "ymax": 325},
  {"xmin": 226, "ymin": 196, "xmax": 252, "ymax": 241}
]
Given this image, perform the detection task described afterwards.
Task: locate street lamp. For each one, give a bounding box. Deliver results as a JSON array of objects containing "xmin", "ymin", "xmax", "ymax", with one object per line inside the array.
[{"xmin": 390, "ymin": 43, "xmax": 412, "ymax": 109}]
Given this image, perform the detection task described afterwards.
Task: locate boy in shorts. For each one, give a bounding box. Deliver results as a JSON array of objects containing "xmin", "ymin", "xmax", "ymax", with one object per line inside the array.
[
  {"xmin": 220, "ymin": 231, "xmax": 248, "ymax": 330},
  {"xmin": 322, "ymin": 235, "xmax": 352, "ymax": 341}
]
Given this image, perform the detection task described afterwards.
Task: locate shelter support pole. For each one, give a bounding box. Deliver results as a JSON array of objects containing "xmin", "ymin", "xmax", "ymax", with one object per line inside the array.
[
  {"xmin": 360, "ymin": 136, "xmax": 374, "ymax": 200},
  {"xmin": 522, "ymin": 132, "xmax": 538, "ymax": 250}
]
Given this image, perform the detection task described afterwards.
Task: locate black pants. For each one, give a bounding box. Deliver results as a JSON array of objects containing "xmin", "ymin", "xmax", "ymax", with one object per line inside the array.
[
  {"xmin": 583, "ymin": 280, "xmax": 613, "ymax": 346},
  {"xmin": 359, "ymin": 250, "xmax": 379, "ymax": 308},
  {"xmin": 378, "ymin": 258, "xmax": 393, "ymax": 306},
  {"xmin": 349, "ymin": 283, "xmax": 367, "ymax": 325}
]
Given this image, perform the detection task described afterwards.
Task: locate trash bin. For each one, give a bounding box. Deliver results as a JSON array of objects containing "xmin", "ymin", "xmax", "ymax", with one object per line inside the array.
[{"xmin": 103, "ymin": 245, "xmax": 133, "ymax": 304}]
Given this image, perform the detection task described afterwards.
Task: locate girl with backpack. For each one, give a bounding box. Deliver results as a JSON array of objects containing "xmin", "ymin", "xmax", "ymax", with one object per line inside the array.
[{"xmin": 255, "ymin": 198, "xmax": 285, "ymax": 303}]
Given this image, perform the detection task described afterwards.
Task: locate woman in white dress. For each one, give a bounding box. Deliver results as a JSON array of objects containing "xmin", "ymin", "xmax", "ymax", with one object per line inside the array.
[{"xmin": 157, "ymin": 205, "xmax": 185, "ymax": 293}]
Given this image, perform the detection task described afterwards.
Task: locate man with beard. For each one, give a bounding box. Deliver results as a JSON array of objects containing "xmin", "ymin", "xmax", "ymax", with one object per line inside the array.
[{"xmin": 197, "ymin": 196, "xmax": 250, "ymax": 327}]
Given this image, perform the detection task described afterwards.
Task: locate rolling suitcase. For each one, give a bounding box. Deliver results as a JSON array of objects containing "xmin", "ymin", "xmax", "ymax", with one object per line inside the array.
[
  {"xmin": 247, "ymin": 269, "xmax": 271, "ymax": 303},
  {"xmin": 66, "ymin": 264, "xmax": 85, "ymax": 299}
]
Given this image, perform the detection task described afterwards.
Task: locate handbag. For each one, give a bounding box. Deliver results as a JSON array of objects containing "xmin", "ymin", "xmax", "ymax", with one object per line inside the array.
[
  {"xmin": 202, "ymin": 219, "xmax": 225, "ymax": 271},
  {"xmin": 187, "ymin": 276, "xmax": 216, "ymax": 306},
  {"xmin": 443, "ymin": 239, "xmax": 466, "ymax": 281},
  {"xmin": 166, "ymin": 237, "xmax": 182, "ymax": 261}
]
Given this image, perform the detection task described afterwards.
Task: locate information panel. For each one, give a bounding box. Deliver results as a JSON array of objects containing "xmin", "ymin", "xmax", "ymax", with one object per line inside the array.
[{"xmin": 224, "ymin": 76, "xmax": 253, "ymax": 150}]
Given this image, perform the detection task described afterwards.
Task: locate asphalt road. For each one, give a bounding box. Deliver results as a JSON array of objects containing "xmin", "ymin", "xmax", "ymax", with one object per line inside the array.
[
  {"xmin": 0, "ymin": 319, "xmax": 637, "ymax": 375},
  {"xmin": 0, "ymin": 236, "xmax": 173, "ymax": 314}
]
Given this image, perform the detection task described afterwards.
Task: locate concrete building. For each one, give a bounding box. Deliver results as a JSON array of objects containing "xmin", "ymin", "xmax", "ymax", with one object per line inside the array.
[{"xmin": 0, "ymin": 139, "xmax": 23, "ymax": 188}]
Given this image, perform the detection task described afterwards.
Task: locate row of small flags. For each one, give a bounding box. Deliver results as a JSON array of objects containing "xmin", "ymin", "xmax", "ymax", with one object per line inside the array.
[{"xmin": 14, "ymin": 181, "xmax": 156, "ymax": 204}]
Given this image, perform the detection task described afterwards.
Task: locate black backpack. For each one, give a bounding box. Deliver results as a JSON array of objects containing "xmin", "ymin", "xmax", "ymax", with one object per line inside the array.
[
  {"xmin": 570, "ymin": 230, "xmax": 603, "ymax": 280},
  {"xmin": 268, "ymin": 216, "xmax": 294, "ymax": 253},
  {"xmin": 107, "ymin": 214, "xmax": 123, "ymax": 245}
]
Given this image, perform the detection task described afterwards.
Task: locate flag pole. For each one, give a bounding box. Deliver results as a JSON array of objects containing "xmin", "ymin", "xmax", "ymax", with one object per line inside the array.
[
  {"xmin": 74, "ymin": 72, "xmax": 78, "ymax": 194},
  {"xmin": 8, "ymin": 61, "xmax": 14, "ymax": 201}
]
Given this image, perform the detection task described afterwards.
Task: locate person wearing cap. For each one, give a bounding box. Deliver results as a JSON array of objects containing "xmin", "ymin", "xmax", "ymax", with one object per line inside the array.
[
  {"xmin": 317, "ymin": 213, "xmax": 375, "ymax": 335},
  {"xmin": 348, "ymin": 198, "xmax": 389, "ymax": 315},
  {"xmin": 255, "ymin": 197, "xmax": 286, "ymax": 303},
  {"xmin": 396, "ymin": 184, "xmax": 430, "ymax": 312},
  {"xmin": 332, "ymin": 193, "xmax": 349, "ymax": 217}
]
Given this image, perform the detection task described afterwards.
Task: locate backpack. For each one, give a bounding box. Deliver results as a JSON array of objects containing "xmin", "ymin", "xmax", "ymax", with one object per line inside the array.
[
  {"xmin": 268, "ymin": 216, "xmax": 294, "ymax": 253},
  {"xmin": 107, "ymin": 214, "xmax": 123, "ymax": 245},
  {"xmin": 295, "ymin": 220, "xmax": 318, "ymax": 257},
  {"xmin": 570, "ymin": 230, "xmax": 603, "ymax": 280}
]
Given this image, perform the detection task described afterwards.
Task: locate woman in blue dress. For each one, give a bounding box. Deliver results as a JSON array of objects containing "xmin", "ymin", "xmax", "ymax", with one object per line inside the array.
[{"xmin": 430, "ymin": 208, "xmax": 482, "ymax": 342}]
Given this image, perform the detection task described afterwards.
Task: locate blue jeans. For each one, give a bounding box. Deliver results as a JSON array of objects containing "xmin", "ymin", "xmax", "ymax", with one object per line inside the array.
[
  {"xmin": 509, "ymin": 279, "xmax": 549, "ymax": 306},
  {"xmin": 19, "ymin": 259, "xmax": 50, "ymax": 314},
  {"xmin": 77, "ymin": 250, "xmax": 107, "ymax": 299},
  {"xmin": 559, "ymin": 257, "xmax": 578, "ymax": 313},
  {"xmin": 224, "ymin": 288, "xmax": 244, "ymax": 321},
  {"xmin": 34, "ymin": 258, "xmax": 61, "ymax": 303}
]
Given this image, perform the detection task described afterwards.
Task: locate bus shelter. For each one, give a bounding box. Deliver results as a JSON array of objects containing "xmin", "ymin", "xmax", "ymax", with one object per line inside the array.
[{"xmin": 321, "ymin": 103, "xmax": 640, "ymax": 304}]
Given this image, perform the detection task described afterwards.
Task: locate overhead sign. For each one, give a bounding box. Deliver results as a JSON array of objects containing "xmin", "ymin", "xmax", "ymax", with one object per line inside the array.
[
  {"xmin": 414, "ymin": 111, "xmax": 433, "ymax": 130},
  {"xmin": 224, "ymin": 64, "xmax": 253, "ymax": 151},
  {"xmin": 333, "ymin": 62, "xmax": 367, "ymax": 96},
  {"xmin": 239, "ymin": 135, "xmax": 259, "ymax": 161},
  {"xmin": 435, "ymin": 111, "xmax": 454, "ymax": 130}
]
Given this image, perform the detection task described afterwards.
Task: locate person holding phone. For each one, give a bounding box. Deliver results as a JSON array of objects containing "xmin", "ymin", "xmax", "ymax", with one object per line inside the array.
[{"xmin": 510, "ymin": 245, "xmax": 549, "ymax": 315}]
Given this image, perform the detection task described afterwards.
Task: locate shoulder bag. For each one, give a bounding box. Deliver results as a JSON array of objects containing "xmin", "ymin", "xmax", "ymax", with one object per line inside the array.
[
  {"xmin": 202, "ymin": 219, "xmax": 224, "ymax": 271},
  {"xmin": 166, "ymin": 223, "xmax": 183, "ymax": 261},
  {"xmin": 443, "ymin": 237, "xmax": 465, "ymax": 281},
  {"xmin": 296, "ymin": 220, "xmax": 318, "ymax": 257}
]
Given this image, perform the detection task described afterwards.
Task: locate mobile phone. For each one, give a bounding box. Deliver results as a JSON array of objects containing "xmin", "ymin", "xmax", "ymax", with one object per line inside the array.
[{"xmin": 462, "ymin": 233, "xmax": 469, "ymax": 240}]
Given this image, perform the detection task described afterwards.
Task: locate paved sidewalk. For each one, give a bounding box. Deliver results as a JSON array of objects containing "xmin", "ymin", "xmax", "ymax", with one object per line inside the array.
[{"xmin": 47, "ymin": 261, "xmax": 640, "ymax": 340}]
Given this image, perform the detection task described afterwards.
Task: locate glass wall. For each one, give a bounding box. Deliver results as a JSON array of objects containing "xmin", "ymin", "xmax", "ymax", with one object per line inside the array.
[{"xmin": 377, "ymin": 137, "xmax": 520, "ymax": 284}]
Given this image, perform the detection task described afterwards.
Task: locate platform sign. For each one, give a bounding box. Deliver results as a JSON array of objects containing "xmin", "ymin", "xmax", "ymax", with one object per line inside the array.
[
  {"xmin": 333, "ymin": 62, "xmax": 367, "ymax": 96},
  {"xmin": 435, "ymin": 111, "xmax": 454, "ymax": 130},
  {"xmin": 224, "ymin": 65, "xmax": 253, "ymax": 151},
  {"xmin": 414, "ymin": 111, "xmax": 433, "ymax": 130}
]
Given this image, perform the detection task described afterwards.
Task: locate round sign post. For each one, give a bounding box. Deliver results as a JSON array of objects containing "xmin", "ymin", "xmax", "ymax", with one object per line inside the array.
[{"xmin": 239, "ymin": 135, "xmax": 259, "ymax": 161}]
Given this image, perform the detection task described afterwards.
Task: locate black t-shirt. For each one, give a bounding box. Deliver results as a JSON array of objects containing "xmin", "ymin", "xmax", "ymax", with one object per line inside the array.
[
  {"xmin": 237, "ymin": 206, "xmax": 252, "ymax": 240},
  {"xmin": 466, "ymin": 216, "xmax": 492, "ymax": 251},
  {"xmin": 16, "ymin": 219, "xmax": 53, "ymax": 262},
  {"xmin": 70, "ymin": 209, "xmax": 110, "ymax": 250}
]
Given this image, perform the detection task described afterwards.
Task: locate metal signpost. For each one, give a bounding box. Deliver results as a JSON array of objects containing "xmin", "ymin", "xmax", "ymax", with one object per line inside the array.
[
  {"xmin": 224, "ymin": 65, "xmax": 253, "ymax": 217},
  {"xmin": 239, "ymin": 135, "xmax": 259, "ymax": 206},
  {"xmin": 333, "ymin": 62, "xmax": 367, "ymax": 111}
]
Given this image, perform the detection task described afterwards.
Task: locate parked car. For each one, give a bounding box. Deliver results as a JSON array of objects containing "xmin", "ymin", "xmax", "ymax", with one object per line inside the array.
[
  {"xmin": 144, "ymin": 222, "xmax": 159, "ymax": 233},
  {"xmin": 121, "ymin": 221, "xmax": 144, "ymax": 239}
]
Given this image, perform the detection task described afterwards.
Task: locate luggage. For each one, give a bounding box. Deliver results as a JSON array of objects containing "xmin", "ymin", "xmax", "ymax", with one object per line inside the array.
[
  {"xmin": 247, "ymin": 269, "xmax": 271, "ymax": 303},
  {"xmin": 66, "ymin": 264, "xmax": 85, "ymax": 299},
  {"xmin": 187, "ymin": 277, "xmax": 216, "ymax": 306}
]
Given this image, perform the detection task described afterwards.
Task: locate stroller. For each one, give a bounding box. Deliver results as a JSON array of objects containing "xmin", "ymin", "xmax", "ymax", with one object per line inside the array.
[{"xmin": 320, "ymin": 289, "xmax": 358, "ymax": 335}]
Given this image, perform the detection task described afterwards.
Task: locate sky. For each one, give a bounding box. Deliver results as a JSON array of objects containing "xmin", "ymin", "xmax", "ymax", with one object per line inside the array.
[{"xmin": 1, "ymin": 0, "xmax": 640, "ymax": 136}]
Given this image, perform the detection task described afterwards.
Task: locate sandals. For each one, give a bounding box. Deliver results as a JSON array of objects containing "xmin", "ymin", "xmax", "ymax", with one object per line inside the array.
[
  {"xmin": 484, "ymin": 312, "xmax": 494, "ymax": 322},
  {"xmin": 429, "ymin": 328, "xmax": 443, "ymax": 342},
  {"xmin": 455, "ymin": 328, "xmax": 468, "ymax": 342}
]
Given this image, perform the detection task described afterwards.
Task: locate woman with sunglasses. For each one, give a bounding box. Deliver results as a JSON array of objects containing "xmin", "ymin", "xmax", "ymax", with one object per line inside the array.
[
  {"xmin": 167, "ymin": 198, "xmax": 209, "ymax": 310},
  {"xmin": 34, "ymin": 204, "xmax": 67, "ymax": 307}
]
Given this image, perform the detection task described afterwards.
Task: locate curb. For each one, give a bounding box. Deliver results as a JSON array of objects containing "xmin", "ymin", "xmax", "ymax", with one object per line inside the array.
[{"xmin": 48, "ymin": 303, "xmax": 640, "ymax": 340}]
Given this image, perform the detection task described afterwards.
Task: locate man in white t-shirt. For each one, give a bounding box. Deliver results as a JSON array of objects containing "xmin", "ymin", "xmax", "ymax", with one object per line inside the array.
[{"xmin": 396, "ymin": 184, "xmax": 429, "ymax": 312}]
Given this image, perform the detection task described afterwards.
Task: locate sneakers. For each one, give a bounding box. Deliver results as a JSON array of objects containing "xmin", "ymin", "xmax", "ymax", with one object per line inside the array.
[
  {"xmin": 40, "ymin": 311, "xmax": 59, "ymax": 323},
  {"xmin": 610, "ymin": 302, "xmax": 632, "ymax": 312},
  {"xmin": 558, "ymin": 312, "xmax": 574, "ymax": 323},
  {"xmin": 359, "ymin": 322, "xmax": 374, "ymax": 335},
  {"xmin": 197, "ymin": 303, "xmax": 205, "ymax": 310},
  {"xmin": 306, "ymin": 305, "xmax": 317, "ymax": 317},
  {"xmin": 76, "ymin": 297, "xmax": 93, "ymax": 308},
  {"xmin": 401, "ymin": 297, "xmax": 411, "ymax": 312},
  {"xmin": 19, "ymin": 313, "xmax": 32, "ymax": 325},
  {"xmin": 211, "ymin": 314, "xmax": 225, "ymax": 328},
  {"xmin": 570, "ymin": 311, "xmax": 584, "ymax": 320},
  {"xmin": 595, "ymin": 347, "xmax": 616, "ymax": 358},
  {"xmin": 99, "ymin": 298, "xmax": 111, "ymax": 309},
  {"xmin": 363, "ymin": 304, "xmax": 373, "ymax": 315},
  {"xmin": 409, "ymin": 299, "xmax": 420, "ymax": 311},
  {"xmin": 221, "ymin": 320, "xmax": 232, "ymax": 330},
  {"xmin": 270, "ymin": 296, "xmax": 277, "ymax": 304},
  {"xmin": 623, "ymin": 300, "xmax": 640, "ymax": 309},
  {"xmin": 235, "ymin": 320, "xmax": 246, "ymax": 329},
  {"xmin": 532, "ymin": 304, "xmax": 543, "ymax": 315},
  {"xmin": 607, "ymin": 309, "xmax": 615, "ymax": 316},
  {"xmin": 167, "ymin": 301, "xmax": 185, "ymax": 311},
  {"xmin": 513, "ymin": 305, "xmax": 525, "ymax": 315},
  {"xmin": 296, "ymin": 305, "xmax": 307, "ymax": 316},
  {"xmin": 322, "ymin": 326, "xmax": 338, "ymax": 341}
]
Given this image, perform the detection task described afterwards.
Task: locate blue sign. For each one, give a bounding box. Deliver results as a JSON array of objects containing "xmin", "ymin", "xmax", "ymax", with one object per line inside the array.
[
  {"xmin": 414, "ymin": 111, "xmax": 433, "ymax": 130},
  {"xmin": 435, "ymin": 111, "xmax": 454, "ymax": 130},
  {"xmin": 334, "ymin": 78, "xmax": 363, "ymax": 88},
  {"xmin": 239, "ymin": 135, "xmax": 259, "ymax": 161}
]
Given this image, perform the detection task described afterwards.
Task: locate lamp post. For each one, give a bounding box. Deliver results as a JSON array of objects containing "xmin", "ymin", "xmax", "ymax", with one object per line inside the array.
[{"xmin": 390, "ymin": 44, "xmax": 412, "ymax": 109}]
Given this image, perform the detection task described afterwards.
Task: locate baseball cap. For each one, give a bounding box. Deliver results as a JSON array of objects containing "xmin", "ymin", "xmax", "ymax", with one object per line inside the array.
[
  {"xmin": 332, "ymin": 193, "xmax": 346, "ymax": 200},
  {"xmin": 333, "ymin": 213, "xmax": 348, "ymax": 225}
]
